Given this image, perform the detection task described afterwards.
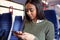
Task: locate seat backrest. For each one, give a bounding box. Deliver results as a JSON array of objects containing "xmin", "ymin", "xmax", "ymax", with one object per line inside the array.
[
  {"xmin": 10, "ymin": 16, "xmax": 23, "ymax": 40},
  {"xmin": 1, "ymin": 13, "xmax": 12, "ymax": 31},
  {"xmin": 44, "ymin": 10, "xmax": 58, "ymax": 39},
  {"xmin": 0, "ymin": 13, "xmax": 12, "ymax": 40},
  {"xmin": 13, "ymin": 16, "xmax": 23, "ymax": 31}
]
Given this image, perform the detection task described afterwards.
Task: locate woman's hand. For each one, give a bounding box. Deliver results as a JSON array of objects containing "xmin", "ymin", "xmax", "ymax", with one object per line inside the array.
[{"xmin": 14, "ymin": 31, "xmax": 35, "ymax": 40}]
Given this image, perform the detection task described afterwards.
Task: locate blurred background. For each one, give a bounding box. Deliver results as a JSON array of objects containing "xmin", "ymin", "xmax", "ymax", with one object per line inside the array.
[{"xmin": 0, "ymin": 0, "xmax": 60, "ymax": 40}]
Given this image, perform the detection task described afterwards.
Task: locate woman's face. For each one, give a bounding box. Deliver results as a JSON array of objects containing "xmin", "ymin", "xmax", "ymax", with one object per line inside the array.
[{"xmin": 25, "ymin": 3, "xmax": 37, "ymax": 20}]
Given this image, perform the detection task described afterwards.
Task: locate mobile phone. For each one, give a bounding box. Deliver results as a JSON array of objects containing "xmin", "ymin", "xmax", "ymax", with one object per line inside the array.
[
  {"xmin": 13, "ymin": 31, "xmax": 23, "ymax": 35},
  {"xmin": 13, "ymin": 31, "xmax": 18, "ymax": 34}
]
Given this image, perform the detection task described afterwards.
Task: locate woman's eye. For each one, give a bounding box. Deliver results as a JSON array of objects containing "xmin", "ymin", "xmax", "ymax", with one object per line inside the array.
[
  {"xmin": 30, "ymin": 9, "xmax": 33, "ymax": 12},
  {"xmin": 25, "ymin": 10, "xmax": 28, "ymax": 12},
  {"xmin": 25, "ymin": 8, "xmax": 33, "ymax": 12}
]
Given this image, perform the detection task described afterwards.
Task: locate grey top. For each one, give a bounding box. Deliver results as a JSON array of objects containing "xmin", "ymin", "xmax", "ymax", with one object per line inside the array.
[{"xmin": 23, "ymin": 20, "xmax": 54, "ymax": 40}]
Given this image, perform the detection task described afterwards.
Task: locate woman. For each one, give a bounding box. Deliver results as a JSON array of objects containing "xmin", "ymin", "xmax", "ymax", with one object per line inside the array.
[{"xmin": 14, "ymin": 0, "xmax": 54, "ymax": 40}]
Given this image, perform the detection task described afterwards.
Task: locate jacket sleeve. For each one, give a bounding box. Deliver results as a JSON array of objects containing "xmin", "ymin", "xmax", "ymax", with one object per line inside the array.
[{"xmin": 46, "ymin": 22, "xmax": 54, "ymax": 40}]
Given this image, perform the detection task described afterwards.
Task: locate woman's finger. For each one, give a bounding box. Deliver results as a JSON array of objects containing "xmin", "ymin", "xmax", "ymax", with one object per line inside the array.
[
  {"xmin": 14, "ymin": 31, "xmax": 23, "ymax": 35},
  {"xmin": 17, "ymin": 31, "xmax": 23, "ymax": 35},
  {"xmin": 16, "ymin": 34, "xmax": 26, "ymax": 40}
]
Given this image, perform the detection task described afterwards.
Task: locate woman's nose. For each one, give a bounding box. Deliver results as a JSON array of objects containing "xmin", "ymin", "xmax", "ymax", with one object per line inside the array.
[{"xmin": 28, "ymin": 11, "xmax": 31, "ymax": 15}]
